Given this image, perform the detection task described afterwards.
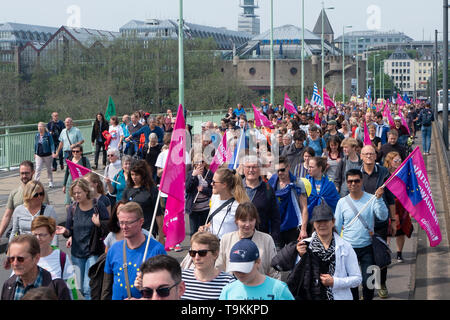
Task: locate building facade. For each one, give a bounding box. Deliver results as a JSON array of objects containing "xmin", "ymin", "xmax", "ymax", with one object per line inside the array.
[{"xmin": 238, "ymin": 0, "xmax": 260, "ymax": 36}]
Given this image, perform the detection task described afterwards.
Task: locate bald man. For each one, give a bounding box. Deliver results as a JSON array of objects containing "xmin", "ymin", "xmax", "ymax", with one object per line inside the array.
[{"xmin": 55, "ymin": 118, "xmax": 84, "ymax": 160}]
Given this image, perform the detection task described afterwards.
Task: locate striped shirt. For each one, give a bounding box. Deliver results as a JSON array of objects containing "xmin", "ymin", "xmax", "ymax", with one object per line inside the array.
[{"xmin": 181, "ymin": 269, "xmax": 235, "ymax": 300}]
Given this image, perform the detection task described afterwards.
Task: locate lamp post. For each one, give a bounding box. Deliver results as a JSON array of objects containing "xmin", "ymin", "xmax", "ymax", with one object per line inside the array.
[
  {"xmin": 356, "ymin": 37, "xmax": 364, "ymax": 98},
  {"xmin": 178, "ymin": 0, "xmax": 184, "ymax": 109},
  {"xmin": 443, "ymin": 0, "xmax": 449, "ymax": 150},
  {"xmin": 321, "ymin": 2, "xmax": 334, "ymax": 104},
  {"xmin": 342, "ymin": 25, "xmax": 352, "ymax": 103},
  {"xmin": 379, "ymin": 59, "xmax": 383, "ymax": 101},
  {"xmin": 301, "ymin": 0, "xmax": 305, "ymax": 107},
  {"xmin": 270, "ymin": 0, "xmax": 274, "ymax": 105},
  {"xmin": 373, "ymin": 53, "xmax": 380, "ymax": 102}
]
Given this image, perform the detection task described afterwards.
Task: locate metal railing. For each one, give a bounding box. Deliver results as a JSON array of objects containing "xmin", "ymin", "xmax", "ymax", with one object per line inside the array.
[{"xmin": 0, "ymin": 109, "xmax": 230, "ymax": 170}]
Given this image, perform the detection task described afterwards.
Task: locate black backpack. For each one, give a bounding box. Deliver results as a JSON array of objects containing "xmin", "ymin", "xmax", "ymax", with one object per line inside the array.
[{"xmin": 421, "ymin": 109, "xmax": 433, "ymax": 126}]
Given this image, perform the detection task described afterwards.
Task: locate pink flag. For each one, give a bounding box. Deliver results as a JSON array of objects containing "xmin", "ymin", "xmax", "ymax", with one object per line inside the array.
[
  {"xmin": 160, "ymin": 104, "xmax": 186, "ymax": 250},
  {"xmin": 284, "ymin": 93, "xmax": 298, "ymax": 114},
  {"xmin": 305, "ymin": 97, "xmax": 310, "ymax": 105},
  {"xmin": 384, "ymin": 103, "xmax": 395, "ymax": 127},
  {"xmin": 314, "ymin": 111, "xmax": 321, "ymax": 126},
  {"xmin": 385, "ymin": 147, "xmax": 441, "ymax": 247},
  {"xmin": 209, "ymin": 133, "xmax": 232, "ymax": 173},
  {"xmin": 66, "ymin": 159, "xmax": 91, "ymax": 180},
  {"xmin": 364, "ymin": 122, "xmax": 372, "ymax": 146},
  {"xmin": 252, "ymin": 104, "xmax": 274, "ymax": 129},
  {"xmin": 322, "ymin": 87, "xmax": 335, "ymax": 112},
  {"xmin": 398, "ymin": 109, "xmax": 411, "ymax": 135}
]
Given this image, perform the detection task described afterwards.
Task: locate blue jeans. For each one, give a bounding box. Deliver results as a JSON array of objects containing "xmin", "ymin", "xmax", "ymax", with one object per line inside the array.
[
  {"xmin": 421, "ymin": 125, "xmax": 432, "ymax": 153},
  {"xmin": 71, "ymin": 255, "xmax": 98, "ymax": 300},
  {"xmin": 351, "ymin": 245, "xmax": 375, "ymax": 301}
]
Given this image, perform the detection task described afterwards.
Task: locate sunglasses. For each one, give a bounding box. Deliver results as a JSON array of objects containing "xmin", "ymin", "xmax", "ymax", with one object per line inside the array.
[
  {"xmin": 277, "ymin": 168, "xmax": 287, "ymax": 173},
  {"xmin": 347, "ymin": 179, "xmax": 361, "ymax": 184},
  {"xmin": 72, "ymin": 150, "xmax": 81, "ymax": 153},
  {"xmin": 188, "ymin": 249, "xmax": 213, "ymax": 258},
  {"xmin": 211, "ymin": 181, "xmax": 223, "ymax": 185},
  {"xmin": 33, "ymin": 192, "xmax": 45, "ymax": 198},
  {"xmin": 139, "ymin": 282, "xmax": 180, "ymax": 299},
  {"xmin": 6, "ymin": 256, "xmax": 28, "ymax": 263}
]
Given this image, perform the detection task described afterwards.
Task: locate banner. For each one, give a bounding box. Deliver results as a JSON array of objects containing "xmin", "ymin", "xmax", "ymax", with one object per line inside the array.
[
  {"xmin": 252, "ymin": 104, "xmax": 274, "ymax": 129},
  {"xmin": 385, "ymin": 147, "xmax": 441, "ymax": 247},
  {"xmin": 160, "ymin": 104, "xmax": 186, "ymax": 250},
  {"xmin": 209, "ymin": 133, "xmax": 232, "ymax": 173},
  {"xmin": 105, "ymin": 96, "xmax": 116, "ymax": 121},
  {"xmin": 284, "ymin": 93, "xmax": 298, "ymax": 114},
  {"xmin": 364, "ymin": 122, "xmax": 371, "ymax": 146}
]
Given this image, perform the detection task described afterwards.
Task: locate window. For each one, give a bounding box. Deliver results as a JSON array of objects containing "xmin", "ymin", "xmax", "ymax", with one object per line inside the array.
[
  {"xmin": 290, "ymin": 67, "xmax": 298, "ymax": 75},
  {"xmin": 249, "ymin": 67, "xmax": 256, "ymax": 75}
]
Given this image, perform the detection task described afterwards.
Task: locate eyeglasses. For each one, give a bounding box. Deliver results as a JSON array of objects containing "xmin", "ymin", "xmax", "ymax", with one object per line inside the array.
[
  {"xmin": 244, "ymin": 166, "xmax": 259, "ymax": 170},
  {"xmin": 33, "ymin": 233, "xmax": 50, "ymax": 239},
  {"xmin": 117, "ymin": 218, "xmax": 141, "ymax": 227},
  {"xmin": 393, "ymin": 159, "xmax": 402, "ymax": 163},
  {"xmin": 71, "ymin": 150, "xmax": 81, "ymax": 153},
  {"xmin": 139, "ymin": 282, "xmax": 180, "ymax": 299},
  {"xmin": 6, "ymin": 255, "xmax": 29, "ymax": 264},
  {"xmin": 347, "ymin": 179, "xmax": 361, "ymax": 184},
  {"xmin": 211, "ymin": 181, "xmax": 223, "ymax": 185},
  {"xmin": 188, "ymin": 249, "xmax": 213, "ymax": 258},
  {"xmin": 107, "ymin": 154, "xmax": 115, "ymax": 157},
  {"xmin": 362, "ymin": 153, "xmax": 376, "ymax": 157},
  {"xmin": 277, "ymin": 168, "xmax": 287, "ymax": 173},
  {"xmin": 33, "ymin": 192, "xmax": 45, "ymax": 198}
]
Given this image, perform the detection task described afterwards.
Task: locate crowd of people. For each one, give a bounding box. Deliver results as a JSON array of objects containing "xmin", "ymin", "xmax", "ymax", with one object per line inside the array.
[{"xmin": 0, "ymin": 98, "xmax": 434, "ymax": 301}]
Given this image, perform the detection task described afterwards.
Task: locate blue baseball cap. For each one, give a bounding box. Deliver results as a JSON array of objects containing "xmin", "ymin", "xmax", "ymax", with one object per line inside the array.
[{"xmin": 227, "ymin": 239, "xmax": 260, "ymax": 273}]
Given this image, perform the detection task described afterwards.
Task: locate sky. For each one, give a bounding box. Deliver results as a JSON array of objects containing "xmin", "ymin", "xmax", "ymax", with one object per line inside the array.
[{"xmin": 1, "ymin": 0, "xmax": 445, "ymax": 42}]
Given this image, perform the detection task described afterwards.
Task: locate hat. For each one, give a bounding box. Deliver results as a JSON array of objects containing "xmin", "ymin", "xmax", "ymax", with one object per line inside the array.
[
  {"xmin": 227, "ymin": 239, "xmax": 260, "ymax": 274},
  {"xmin": 309, "ymin": 201, "xmax": 334, "ymax": 223},
  {"xmin": 328, "ymin": 120, "xmax": 337, "ymax": 126}
]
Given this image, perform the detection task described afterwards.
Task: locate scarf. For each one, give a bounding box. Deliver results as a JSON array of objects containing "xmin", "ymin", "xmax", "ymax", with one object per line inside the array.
[
  {"xmin": 306, "ymin": 175, "xmax": 340, "ymax": 218},
  {"xmin": 310, "ymin": 233, "xmax": 336, "ymax": 300}
]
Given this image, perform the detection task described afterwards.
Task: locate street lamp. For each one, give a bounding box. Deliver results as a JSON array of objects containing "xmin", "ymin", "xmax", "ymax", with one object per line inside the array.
[
  {"xmin": 379, "ymin": 59, "xmax": 383, "ymax": 101},
  {"xmin": 356, "ymin": 37, "xmax": 364, "ymax": 98},
  {"xmin": 179, "ymin": 0, "xmax": 184, "ymax": 109},
  {"xmin": 270, "ymin": 0, "xmax": 274, "ymax": 105},
  {"xmin": 321, "ymin": 2, "xmax": 334, "ymax": 104},
  {"xmin": 301, "ymin": 0, "xmax": 305, "ymax": 107},
  {"xmin": 342, "ymin": 25, "xmax": 352, "ymax": 103},
  {"xmin": 373, "ymin": 53, "xmax": 380, "ymax": 102}
]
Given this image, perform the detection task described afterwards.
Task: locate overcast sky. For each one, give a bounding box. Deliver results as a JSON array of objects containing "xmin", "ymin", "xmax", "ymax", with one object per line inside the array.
[{"xmin": 1, "ymin": 0, "xmax": 444, "ymax": 41}]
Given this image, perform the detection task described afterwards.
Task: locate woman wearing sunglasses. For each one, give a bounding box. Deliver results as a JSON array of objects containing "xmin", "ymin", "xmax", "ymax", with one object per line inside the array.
[
  {"xmin": 62, "ymin": 145, "xmax": 91, "ymax": 210},
  {"xmin": 9, "ymin": 180, "xmax": 57, "ymax": 245},
  {"xmin": 384, "ymin": 151, "xmax": 413, "ymax": 263},
  {"xmin": 180, "ymin": 232, "xmax": 235, "ymax": 300}
]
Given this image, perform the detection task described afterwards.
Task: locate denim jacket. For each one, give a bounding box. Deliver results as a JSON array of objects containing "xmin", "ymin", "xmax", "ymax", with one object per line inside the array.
[{"xmin": 34, "ymin": 132, "xmax": 55, "ymax": 156}]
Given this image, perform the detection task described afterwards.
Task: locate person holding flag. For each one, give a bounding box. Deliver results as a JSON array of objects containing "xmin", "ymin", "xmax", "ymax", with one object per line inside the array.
[{"xmin": 63, "ymin": 145, "xmax": 91, "ymax": 210}]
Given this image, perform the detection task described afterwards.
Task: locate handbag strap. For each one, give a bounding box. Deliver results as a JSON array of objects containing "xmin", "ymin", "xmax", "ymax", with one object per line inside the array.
[
  {"xmin": 344, "ymin": 195, "xmax": 374, "ymax": 236},
  {"xmin": 206, "ymin": 198, "xmax": 235, "ymax": 224},
  {"xmin": 122, "ymin": 241, "xmax": 132, "ymax": 299}
]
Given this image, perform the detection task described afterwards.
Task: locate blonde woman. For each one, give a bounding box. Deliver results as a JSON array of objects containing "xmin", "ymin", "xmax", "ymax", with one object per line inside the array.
[
  {"xmin": 9, "ymin": 180, "xmax": 57, "ymax": 246},
  {"xmin": 199, "ymin": 168, "xmax": 249, "ymax": 239}
]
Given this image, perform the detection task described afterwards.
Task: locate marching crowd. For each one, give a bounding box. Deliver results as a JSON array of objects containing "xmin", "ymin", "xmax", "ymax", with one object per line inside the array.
[{"xmin": 0, "ymin": 98, "xmax": 435, "ymax": 301}]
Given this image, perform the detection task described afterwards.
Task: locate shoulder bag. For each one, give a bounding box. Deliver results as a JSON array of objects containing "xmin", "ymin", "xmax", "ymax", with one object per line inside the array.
[{"xmin": 344, "ymin": 196, "xmax": 391, "ymax": 269}]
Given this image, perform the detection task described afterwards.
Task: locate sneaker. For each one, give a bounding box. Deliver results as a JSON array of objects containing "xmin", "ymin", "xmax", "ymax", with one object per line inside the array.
[
  {"xmin": 378, "ymin": 285, "xmax": 388, "ymax": 299},
  {"xmin": 397, "ymin": 252, "xmax": 403, "ymax": 263},
  {"xmin": 174, "ymin": 244, "xmax": 183, "ymax": 252}
]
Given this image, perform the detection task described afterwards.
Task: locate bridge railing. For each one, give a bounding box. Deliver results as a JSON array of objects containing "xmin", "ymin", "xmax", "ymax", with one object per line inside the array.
[{"xmin": 0, "ymin": 109, "xmax": 231, "ymax": 171}]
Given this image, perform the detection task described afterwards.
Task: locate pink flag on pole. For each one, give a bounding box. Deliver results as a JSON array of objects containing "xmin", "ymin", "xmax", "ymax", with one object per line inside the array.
[
  {"xmin": 209, "ymin": 133, "xmax": 232, "ymax": 173},
  {"xmin": 314, "ymin": 110, "xmax": 321, "ymax": 126},
  {"xmin": 364, "ymin": 121, "xmax": 372, "ymax": 146},
  {"xmin": 252, "ymin": 104, "xmax": 274, "ymax": 129},
  {"xmin": 322, "ymin": 87, "xmax": 335, "ymax": 112},
  {"xmin": 160, "ymin": 104, "xmax": 186, "ymax": 250},
  {"xmin": 385, "ymin": 147, "xmax": 441, "ymax": 247},
  {"xmin": 398, "ymin": 109, "xmax": 411, "ymax": 135},
  {"xmin": 305, "ymin": 97, "xmax": 310, "ymax": 105},
  {"xmin": 284, "ymin": 93, "xmax": 298, "ymax": 114},
  {"xmin": 66, "ymin": 159, "xmax": 91, "ymax": 180}
]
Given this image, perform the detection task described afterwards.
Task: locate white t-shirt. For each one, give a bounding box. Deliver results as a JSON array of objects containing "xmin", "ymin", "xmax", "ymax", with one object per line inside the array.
[
  {"xmin": 155, "ymin": 149, "xmax": 191, "ymax": 198},
  {"xmin": 208, "ymin": 195, "xmax": 239, "ymax": 240},
  {"xmin": 108, "ymin": 125, "xmax": 123, "ymax": 150},
  {"xmin": 38, "ymin": 249, "xmax": 75, "ymax": 281}
]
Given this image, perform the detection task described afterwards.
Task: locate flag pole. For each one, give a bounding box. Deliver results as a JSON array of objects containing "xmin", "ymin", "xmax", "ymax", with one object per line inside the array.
[
  {"xmin": 142, "ymin": 189, "xmax": 162, "ymax": 264},
  {"xmin": 89, "ymin": 170, "xmax": 121, "ymax": 185},
  {"xmin": 193, "ymin": 169, "xmax": 210, "ymax": 203}
]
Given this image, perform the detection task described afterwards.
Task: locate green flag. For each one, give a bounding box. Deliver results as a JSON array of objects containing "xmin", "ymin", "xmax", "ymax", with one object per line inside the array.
[{"xmin": 105, "ymin": 96, "xmax": 116, "ymax": 121}]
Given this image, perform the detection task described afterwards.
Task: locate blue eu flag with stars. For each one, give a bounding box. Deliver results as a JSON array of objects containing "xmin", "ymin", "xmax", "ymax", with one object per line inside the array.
[{"xmin": 396, "ymin": 158, "xmax": 422, "ymax": 206}]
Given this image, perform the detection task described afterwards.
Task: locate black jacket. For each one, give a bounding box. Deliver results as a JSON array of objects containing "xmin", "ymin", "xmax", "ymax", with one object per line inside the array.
[
  {"xmin": 1, "ymin": 267, "xmax": 72, "ymax": 300},
  {"xmin": 185, "ymin": 169, "xmax": 213, "ymax": 215},
  {"xmin": 91, "ymin": 120, "xmax": 109, "ymax": 143},
  {"xmin": 244, "ymin": 179, "xmax": 281, "ymax": 247}
]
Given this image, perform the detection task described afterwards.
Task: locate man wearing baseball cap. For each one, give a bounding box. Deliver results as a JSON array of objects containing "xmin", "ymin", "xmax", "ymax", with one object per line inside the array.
[{"xmin": 219, "ymin": 239, "xmax": 294, "ymax": 300}]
